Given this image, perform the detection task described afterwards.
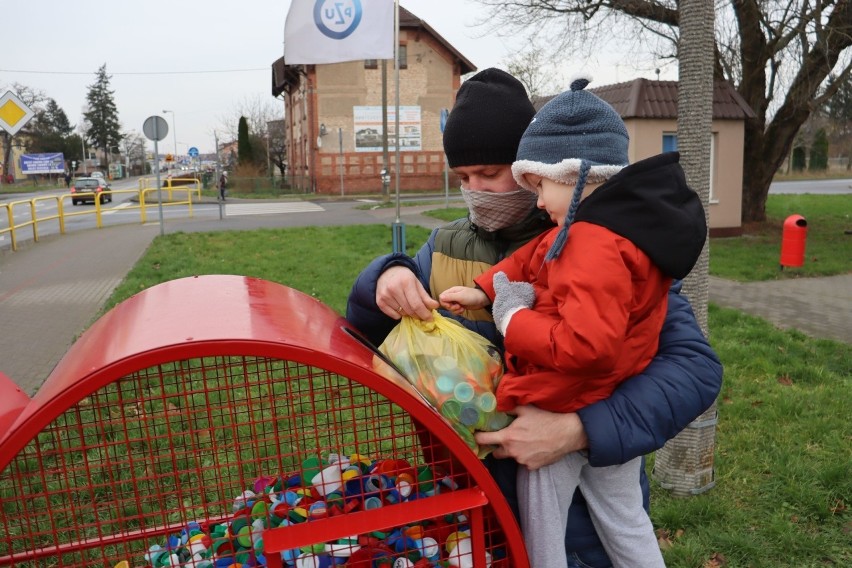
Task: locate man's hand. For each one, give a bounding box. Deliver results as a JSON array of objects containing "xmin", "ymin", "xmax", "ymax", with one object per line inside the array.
[
  {"xmin": 474, "ymin": 406, "xmax": 589, "ymax": 470},
  {"xmin": 439, "ymin": 286, "xmax": 490, "ymax": 315},
  {"xmin": 376, "ymin": 265, "xmax": 439, "ymax": 320}
]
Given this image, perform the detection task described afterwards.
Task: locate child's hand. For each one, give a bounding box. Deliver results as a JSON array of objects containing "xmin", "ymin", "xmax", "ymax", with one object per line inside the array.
[{"xmin": 439, "ymin": 286, "xmax": 490, "ymax": 315}]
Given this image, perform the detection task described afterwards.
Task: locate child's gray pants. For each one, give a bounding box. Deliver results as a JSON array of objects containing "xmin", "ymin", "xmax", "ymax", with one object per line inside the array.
[{"xmin": 518, "ymin": 453, "xmax": 665, "ymax": 568}]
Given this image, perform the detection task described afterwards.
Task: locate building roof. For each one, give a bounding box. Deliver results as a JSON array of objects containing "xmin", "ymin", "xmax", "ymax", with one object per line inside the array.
[
  {"xmin": 399, "ymin": 6, "xmax": 476, "ymax": 75},
  {"xmin": 533, "ymin": 78, "xmax": 756, "ymax": 120},
  {"xmin": 271, "ymin": 6, "xmax": 476, "ymax": 97}
]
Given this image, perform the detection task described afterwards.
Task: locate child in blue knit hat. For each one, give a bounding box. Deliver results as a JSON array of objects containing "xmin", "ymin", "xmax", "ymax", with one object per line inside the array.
[{"xmin": 440, "ymin": 75, "xmax": 707, "ymax": 567}]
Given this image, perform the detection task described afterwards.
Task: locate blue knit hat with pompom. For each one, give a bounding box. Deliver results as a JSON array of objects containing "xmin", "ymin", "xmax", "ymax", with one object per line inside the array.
[{"xmin": 512, "ymin": 75, "xmax": 629, "ymax": 260}]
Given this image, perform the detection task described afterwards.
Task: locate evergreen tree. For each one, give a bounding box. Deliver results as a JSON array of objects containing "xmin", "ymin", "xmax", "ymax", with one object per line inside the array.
[
  {"xmin": 83, "ymin": 64, "xmax": 122, "ymax": 168},
  {"xmin": 27, "ymin": 99, "xmax": 74, "ymax": 154},
  {"xmin": 809, "ymin": 129, "xmax": 829, "ymax": 171},
  {"xmin": 237, "ymin": 116, "xmax": 254, "ymax": 165},
  {"xmin": 822, "ymin": 74, "xmax": 852, "ymax": 168}
]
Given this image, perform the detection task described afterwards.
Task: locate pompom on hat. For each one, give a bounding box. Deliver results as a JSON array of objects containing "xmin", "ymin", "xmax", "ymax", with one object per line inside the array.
[
  {"xmin": 442, "ymin": 68, "xmax": 536, "ymax": 168},
  {"xmin": 512, "ymin": 75, "xmax": 629, "ymax": 260}
]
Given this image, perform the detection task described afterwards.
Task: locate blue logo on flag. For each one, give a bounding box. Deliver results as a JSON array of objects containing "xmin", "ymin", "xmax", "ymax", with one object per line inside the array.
[{"xmin": 313, "ymin": 0, "xmax": 363, "ymax": 40}]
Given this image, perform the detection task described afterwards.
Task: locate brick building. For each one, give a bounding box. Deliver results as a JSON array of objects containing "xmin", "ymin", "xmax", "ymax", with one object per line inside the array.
[{"xmin": 271, "ymin": 6, "xmax": 475, "ymax": 194}]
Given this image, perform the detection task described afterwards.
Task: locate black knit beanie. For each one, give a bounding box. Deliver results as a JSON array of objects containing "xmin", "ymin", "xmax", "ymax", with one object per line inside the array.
[{"xmin": 442, "ymin": 68, "xmax": 535, "ymax": 168}]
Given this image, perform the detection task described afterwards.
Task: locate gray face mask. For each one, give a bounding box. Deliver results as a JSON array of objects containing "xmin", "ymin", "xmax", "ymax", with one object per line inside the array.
[{"xmin": 461, "ymin": 186, "xmax": 538, "ymax": 232}]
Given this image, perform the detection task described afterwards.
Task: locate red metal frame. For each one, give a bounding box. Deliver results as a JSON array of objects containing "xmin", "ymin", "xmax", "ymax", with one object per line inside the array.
[{"xmin": 0, "ymin": 275, "xmax": 528, "ymax": 567}]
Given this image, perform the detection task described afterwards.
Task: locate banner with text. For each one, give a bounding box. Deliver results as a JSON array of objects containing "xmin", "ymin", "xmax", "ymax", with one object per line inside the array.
[
  {"xmin": 20, "ymin": 153, "xmax": 65, "ymax": 175},
  {"xmin": 353, "ymin": 106, "xmax": 421, "ymax": 152}
]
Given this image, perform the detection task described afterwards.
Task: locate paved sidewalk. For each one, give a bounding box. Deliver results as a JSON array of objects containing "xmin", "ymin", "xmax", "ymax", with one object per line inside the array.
[
  {"xmin": 708, "ymin": 274, "xmax": 851, "ymax": 343},
  {"xmin": 0, "ymin": 224, "xmax": 160, "ymax": 395},
  {"xmin": 1, "ymin": 206, "xmax": 849, "ymax": 396}
]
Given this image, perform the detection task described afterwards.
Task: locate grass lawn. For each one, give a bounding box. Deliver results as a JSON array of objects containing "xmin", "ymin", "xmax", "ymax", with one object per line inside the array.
[
  {"xmin": 94, "ymin": 212, "xmax": 851, "ymax": 567},
  {"xmin": 709, "ymin": 194, "xmax": 851, "ymax": 281}
]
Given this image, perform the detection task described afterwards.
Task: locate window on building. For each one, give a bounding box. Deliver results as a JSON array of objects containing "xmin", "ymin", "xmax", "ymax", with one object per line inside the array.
[
  {"xmin": 364, "ymin": 59, "xmax": 378, "ymax": 69},
  {"xmin": 398, "ymin": 44, "xmax": 407, "ymax": 69},
  {"xmin": 662, "ymin": 132, "xmax": 718, "ymax": 202}
]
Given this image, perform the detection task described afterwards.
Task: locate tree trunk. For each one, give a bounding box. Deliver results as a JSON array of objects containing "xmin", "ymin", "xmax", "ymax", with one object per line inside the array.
[
  {"xmin": 739, "ymin": 0, "xmax": 852, "ymax": 223},
  {"xmin": 652, "ymin": 0, "xmax": 718, "ymax": 498},
  {"xmin": 1, "ymin": 132, "xmax": 12, "ymax": 182}
]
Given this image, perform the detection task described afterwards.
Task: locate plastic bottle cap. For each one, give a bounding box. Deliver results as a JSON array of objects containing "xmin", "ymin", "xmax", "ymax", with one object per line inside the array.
[
  {"xmin": 396, "ymin": 479, "xmax": 412, "ymax": 498},
  {"xmin": 435, "ymin": 375, "xmax": 456, "ymax": 394},
  {"xmin": 419, "ymin": 537, "xmax": 439, "ymax": 558},
  {"xmin": 302, "ymin": 456, "xmax": 323, "ymax": 483},
  {"xmin": 311, "ymin": 464, "xmax": 343, "ymax": 496},
  {"xmin": 477, "ymin": 392, "xmax": 497, "ymax": 412},
  {"xmin": 363, "ymin": 496, "xmax": 383, "ymax": 510},
  {"xmin": 487, "ymin": 412, "xmax": 513, "ymax": 431},
  {"xmin": 236, "ymin": 525, "xmax": 253, "ymax": 549},
  {"xmin": 440, "ymin": 399, "xmax": 462, "ymax": 421},
  {"xmin": 459, "ymin": 404, "xmax": 480, "ymax": 426},
  {"xmin": 453, "ymin": 382, "xmax": 474, "ymax": 402}
]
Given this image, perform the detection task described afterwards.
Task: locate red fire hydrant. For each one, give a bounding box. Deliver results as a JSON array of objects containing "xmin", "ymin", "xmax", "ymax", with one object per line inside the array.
[{"xmin": 780, "ymin": 214, "xmax": 807, "ymax": 269}]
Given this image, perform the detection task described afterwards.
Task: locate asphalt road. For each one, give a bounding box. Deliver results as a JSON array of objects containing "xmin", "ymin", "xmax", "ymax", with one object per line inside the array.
[
  {"xmin": 769, "ymin": 178, "xmax": 852, "ymax": 194},
  {"xmin": 1, "ymin": 177, "xmax": 847, "ymax": 250}
]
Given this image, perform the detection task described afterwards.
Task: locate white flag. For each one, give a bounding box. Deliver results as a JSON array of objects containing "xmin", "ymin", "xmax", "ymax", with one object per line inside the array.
[{"xmin": 285, "ymin": 0, "xmax": 394, "ymax": 64}]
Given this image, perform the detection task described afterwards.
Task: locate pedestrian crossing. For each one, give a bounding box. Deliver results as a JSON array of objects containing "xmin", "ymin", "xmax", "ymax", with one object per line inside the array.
[{"xmin": 224, "ymin": 202, "xmax": 325, "ymax": 216}]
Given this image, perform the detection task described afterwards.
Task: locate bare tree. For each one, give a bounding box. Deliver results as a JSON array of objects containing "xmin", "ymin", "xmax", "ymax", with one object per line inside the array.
[
  {"xmin": 121, "ymin": 131, "xmax": 147, "ymax": 176},
  {"xmin": 218, "ymin": 95, "xmax": 283, "ymax": 141},
  {"xmin": 267, "ymin": 119, "xmax": 287, "ymax": 177},
  {"xmin": 503, "ymin": 44, "xmax": 566, "ymax": 98},
  {"xmin": 472, "ymin": 0, "xmax": 852, "ymax": 223}
]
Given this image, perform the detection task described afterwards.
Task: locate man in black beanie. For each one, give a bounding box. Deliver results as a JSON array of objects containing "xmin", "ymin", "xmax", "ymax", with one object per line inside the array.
[{"xmin": 347, "ymin": 68, "xmax": 721, "ymax": 567}]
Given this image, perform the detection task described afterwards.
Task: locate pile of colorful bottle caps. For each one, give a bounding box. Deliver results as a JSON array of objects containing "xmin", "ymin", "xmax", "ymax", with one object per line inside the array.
[{"xmin": 140, "ymin": 453, "xmax": 497, "ymax": 567}]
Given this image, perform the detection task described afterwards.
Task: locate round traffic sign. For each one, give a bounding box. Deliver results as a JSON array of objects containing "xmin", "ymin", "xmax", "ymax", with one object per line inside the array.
[
  {"xmin": 188, "ymin": 147, "xmax": 199, "ymax": 157},
  {"xmin": 143, "ymin": 116, "xmax": 169, "ymax": 141}
]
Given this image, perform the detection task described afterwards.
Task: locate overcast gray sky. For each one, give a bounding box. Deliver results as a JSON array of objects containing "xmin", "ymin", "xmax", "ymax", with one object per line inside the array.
[{"xmin": 2, "ymin": 0, "xmax": 671, "ymax": 154}]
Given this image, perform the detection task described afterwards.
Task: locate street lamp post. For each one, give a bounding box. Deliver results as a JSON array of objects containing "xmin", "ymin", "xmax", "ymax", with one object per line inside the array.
[{"xmin": 162, "ymin": 110, "xmax": 178, "ymax": 163}]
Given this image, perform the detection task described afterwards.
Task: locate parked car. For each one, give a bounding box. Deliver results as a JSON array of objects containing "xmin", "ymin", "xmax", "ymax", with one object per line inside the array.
[{"xmin": 70, "ymin": 177, "xmax": 112, "ymax": 205}]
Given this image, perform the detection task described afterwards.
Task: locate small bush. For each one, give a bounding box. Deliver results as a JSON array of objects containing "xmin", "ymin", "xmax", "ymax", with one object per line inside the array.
[
  {"xmin": 809, "ymin": 128, "xmax": 829, "ymax": 171},
  {"xmin": 791, "ymin": 146, "xmax": 806, "ymax": 171}
]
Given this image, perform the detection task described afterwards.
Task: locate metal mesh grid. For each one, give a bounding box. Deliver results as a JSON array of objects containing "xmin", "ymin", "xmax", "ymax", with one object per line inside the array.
[{"xmin": 0, "ymin": 355, "xmax": 511, "ymax": 567}]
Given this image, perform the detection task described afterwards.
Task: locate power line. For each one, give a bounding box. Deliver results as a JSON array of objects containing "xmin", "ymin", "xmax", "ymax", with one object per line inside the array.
[{"xmin": 0, "ymin": 68, "xmax": 268, "ymax": 76}]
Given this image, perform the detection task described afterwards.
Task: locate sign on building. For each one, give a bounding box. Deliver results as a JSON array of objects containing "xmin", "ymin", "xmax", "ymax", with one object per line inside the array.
[
  {"xmin": 353, "ymin": 106, "xmax": 421, "ymax": 152},
  {"xmin": 20, "ymin": 153, "xmax": 66, "ymax": 175}
]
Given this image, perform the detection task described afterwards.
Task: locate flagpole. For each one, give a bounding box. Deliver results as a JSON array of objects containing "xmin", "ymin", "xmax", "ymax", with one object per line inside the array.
[{"xmin": 391, "ymin": 0, "xmax": 405, "ymax": 253}]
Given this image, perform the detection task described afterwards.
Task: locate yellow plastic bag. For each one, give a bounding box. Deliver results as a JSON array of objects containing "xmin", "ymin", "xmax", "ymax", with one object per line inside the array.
[{"xmin": 377, "ymin": 311, "xmax": 513, "ymax": 457}]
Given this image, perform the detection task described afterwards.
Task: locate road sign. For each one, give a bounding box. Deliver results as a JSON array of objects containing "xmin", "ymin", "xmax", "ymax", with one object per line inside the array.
[
  {"xmin": 0, "ymin": 91, "xmax": 35, "ymax": 135},
  {"xmin": 440, "ymin": 108, "xmax": 449, "ymax": 133},
  {"xmin": 143, "ymin": 115, "xmax": 169, "ymax": 141},
  {"xmin": 188, "ymin": 147, "xmax": 199, "ymax": 158},
  {"xmin": 165, "ymin": 154, "xmax": 174, "ymax": 162}
]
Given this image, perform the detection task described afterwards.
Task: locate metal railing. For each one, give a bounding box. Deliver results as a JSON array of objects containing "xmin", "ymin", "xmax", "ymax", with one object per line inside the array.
[{"xmin": 0, "ymin": 184, "xmax": 202, "ymax": 252}]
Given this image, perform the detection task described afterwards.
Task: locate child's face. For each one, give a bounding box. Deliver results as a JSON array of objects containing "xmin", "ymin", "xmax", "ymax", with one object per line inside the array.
[
  {"xmin": 527, "ymin": 174, "xmax": 604, "ymax": 225},
  {"xmin": 527, "ymin": 175, "xmax": 575, "ymax": 226}
]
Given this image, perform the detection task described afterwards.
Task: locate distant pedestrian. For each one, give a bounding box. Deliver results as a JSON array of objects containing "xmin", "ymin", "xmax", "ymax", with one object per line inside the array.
[
  {"xmin": 64, "ymin": 172, "xmax": 72, "ymax": 187},
  {"xmin": 218, "ymin": 172, "xmax": 228, "ymax": 201}
]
